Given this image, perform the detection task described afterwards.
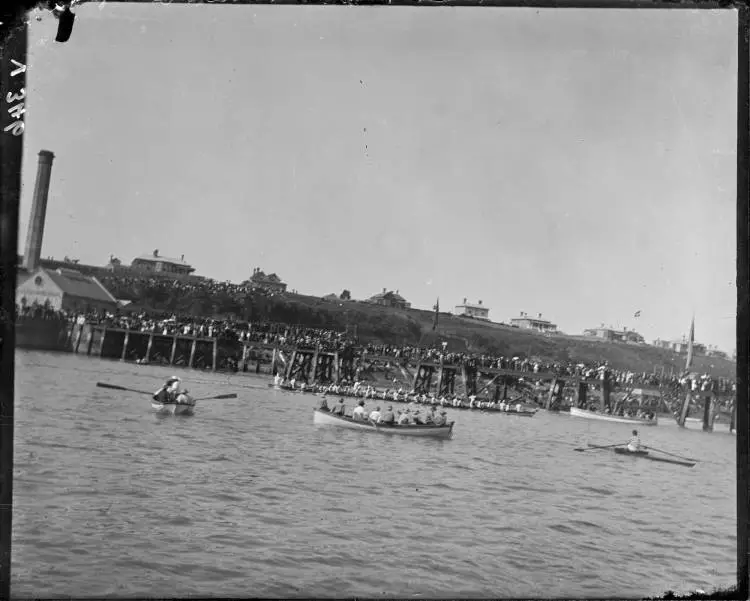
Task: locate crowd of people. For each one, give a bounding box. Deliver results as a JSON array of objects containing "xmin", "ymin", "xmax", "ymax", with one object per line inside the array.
[
  {"xmin": 16, "ymin": 295, "xmax": 735, "ymax": 396},
  {"xmin": 96, "ymin": 273, "xmax": 279, "ymax": 302}
]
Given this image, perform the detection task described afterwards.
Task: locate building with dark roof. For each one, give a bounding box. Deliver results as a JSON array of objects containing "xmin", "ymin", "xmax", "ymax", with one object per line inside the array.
[
  {"xmin": 246, "ymin": 267, "xmax": 287, "ymax": 293},
  {"xmin": 366, "ymin": 288, "xmax": 411, "ymax": 309},
  {"xmin": 131, "ymin": 249, "xmax": 195, "ymax": 276},
  {"xmin": 16, "ymin": 267, "xmax": 118, "ymax": 313}
]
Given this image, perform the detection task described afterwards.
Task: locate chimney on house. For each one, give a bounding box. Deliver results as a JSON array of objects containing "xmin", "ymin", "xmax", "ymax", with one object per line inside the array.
[
  {"xmin": 479, "ymin": 300, "xmax": 482, "ymax": 305},
  {"xmin": 463, "ymin": 298, "xmax": 467, "ymax": 304},
  {"xmin": 538, "ymin": 313, "xmax": 542, "ymax": 319},
  {"xmin": 23, "ymin": 150, "xmax": 55, "ymax": 272},
  {"xmin": 382, "ymin": 287, "xmax": 386, "ymax": 293},
  {"xmin": 153, "ymin": 249, "xmax": 158, "ymax": 257},
  {"xmin": 180, "ymin": 254, "xmax": 184, "ymax": 262}
]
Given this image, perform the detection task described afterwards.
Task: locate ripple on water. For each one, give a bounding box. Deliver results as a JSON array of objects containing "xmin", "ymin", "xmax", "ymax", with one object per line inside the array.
[{"xmin": 10, "ymin": 351, "xmax": 737, "ymax": 599}]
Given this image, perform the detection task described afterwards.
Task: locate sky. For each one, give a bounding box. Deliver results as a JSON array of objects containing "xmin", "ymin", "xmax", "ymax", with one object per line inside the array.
[{"xmin": 18, "ymin": 4, "xmax": 738, "ymax": 352}]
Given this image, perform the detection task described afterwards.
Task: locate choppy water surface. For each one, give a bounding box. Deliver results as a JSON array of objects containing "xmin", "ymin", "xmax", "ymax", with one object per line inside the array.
[{"xmin": 12, "ymin": 350, "xmax": 736, "ymax": 598}]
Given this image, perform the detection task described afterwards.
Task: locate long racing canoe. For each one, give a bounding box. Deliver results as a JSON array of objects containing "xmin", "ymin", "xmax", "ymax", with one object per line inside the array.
[
  {"xmin": 313, "ymin": 408, "xmax": 454, "ymax": 439},
  {"xmin": 586, "ymin": 444, "xmax": 695, "ymax": 467},
  {"xmin": 570, "ymin": 407, "xmax": 658, "ymax": 426}
]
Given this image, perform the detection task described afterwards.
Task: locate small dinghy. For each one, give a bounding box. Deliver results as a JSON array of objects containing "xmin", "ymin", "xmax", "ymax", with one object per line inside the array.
[{"xmin": 152, "ymin": 393, "xmax": 196, "ymax": 416}]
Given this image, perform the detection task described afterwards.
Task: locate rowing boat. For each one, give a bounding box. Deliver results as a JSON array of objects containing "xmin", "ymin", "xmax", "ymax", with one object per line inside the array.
[
  {"xmin": 313, "ymin": 408, "xmax": 455, "ymax": 439},
  {"xmin": 151, "ymin": 394, "xmax": 196, "ymax": 416},
  {"xmin": 570, "ymin": 407, "xmax": 658, "ymax": 426},
  {"xmin": 586, "ymin": 444, "xmax": 695, "ymax": 467}
]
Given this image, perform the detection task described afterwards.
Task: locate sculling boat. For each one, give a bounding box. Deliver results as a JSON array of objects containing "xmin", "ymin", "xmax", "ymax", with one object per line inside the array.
[
  {"xmin": 570, "ymin": 407, "xmax": 658, "ymax": 426},
  {"xmin": 586, "ymin": 444, "xmax": 695, "ymax": 467},
  {"xmin": 313, "ymin": 409, "xmax": 454, "ymax": 439}
]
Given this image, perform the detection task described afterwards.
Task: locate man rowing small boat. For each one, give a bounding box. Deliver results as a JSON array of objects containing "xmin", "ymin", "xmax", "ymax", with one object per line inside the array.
[
  {"xmin": 153, "ymin": 376, "xmax": 181, "ymax": 404},
  {"xmin": 626, "ymin": 429, "xmax": 641, "ymax": 453}
]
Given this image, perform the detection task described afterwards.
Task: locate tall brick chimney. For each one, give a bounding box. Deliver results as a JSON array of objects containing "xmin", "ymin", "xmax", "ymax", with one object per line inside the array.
[{"xmin": 23, "ymin": 150, "xmax": 55, "ymax": 272}]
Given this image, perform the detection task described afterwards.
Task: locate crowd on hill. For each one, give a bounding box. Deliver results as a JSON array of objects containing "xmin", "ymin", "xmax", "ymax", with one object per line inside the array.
[
  {"xmin": 16, "ymin": 295, "xmax": 734, "ymax": 394},
  {"xmin": 96, "ymin": 273, "xmax": 281, "ymax": 302}
]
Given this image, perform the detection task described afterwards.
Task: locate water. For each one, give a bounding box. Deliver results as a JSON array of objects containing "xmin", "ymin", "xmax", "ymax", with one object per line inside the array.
[{"xmin": 11, "ymin": 350, "xmax": 736, "ymax": 598}]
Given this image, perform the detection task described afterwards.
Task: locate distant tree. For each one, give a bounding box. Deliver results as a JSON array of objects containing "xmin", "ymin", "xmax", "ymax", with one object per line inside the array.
[{"xmin": 340, "ymin": 289, "xmax": 351, "ymax": 300}]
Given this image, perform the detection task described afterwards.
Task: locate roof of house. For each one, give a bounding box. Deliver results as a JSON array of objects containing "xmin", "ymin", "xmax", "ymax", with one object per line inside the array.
[
  {"xmin": 457, "ymin": 302, "xmax": 489, "ymax": 310},
  {"xmin": 512, "ymin": 316, "xmax": 556, "ymax": 326},
  {"xmin": 31, "ymin": 268, "xmax": 118, "ymax": 304}
]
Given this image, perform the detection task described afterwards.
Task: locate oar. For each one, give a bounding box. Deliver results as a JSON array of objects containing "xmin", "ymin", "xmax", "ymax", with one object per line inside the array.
[
  {"xmin": 574, "ymin": 442, "xmax": 624, "ymax": 452},
  {"xmin": 97, "ymin": 382, "xmax": 154, "ymax": 395},
  {"xmin": 643, "ymin": 445, "xmax": 699, "ymax": 463},
  {"xmin": 193, "ymin": 393, "xmax": 238, "ymax": 401}
]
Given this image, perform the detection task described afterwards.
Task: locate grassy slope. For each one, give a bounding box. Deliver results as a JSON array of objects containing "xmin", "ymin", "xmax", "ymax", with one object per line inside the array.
[
  {"xmin": 65, "ymin": 261, "xmax": 733, "ymax": 380},
  {"xmin": 268, "ymin": 295, "xmax": 736, "ymax": 379}
]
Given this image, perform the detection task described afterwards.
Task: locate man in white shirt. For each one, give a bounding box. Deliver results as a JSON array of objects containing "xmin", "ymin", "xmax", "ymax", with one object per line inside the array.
[
  {"xmin": 352, "ymin": 400, "xmax": 367, "ymax": 421},
  {"xmin": 627, "ymin": 429, "xmax": 641, "ymax": 452},
  {"xmin": 368, "ymin": 406, "xmax": 382, "ymax": 423}
]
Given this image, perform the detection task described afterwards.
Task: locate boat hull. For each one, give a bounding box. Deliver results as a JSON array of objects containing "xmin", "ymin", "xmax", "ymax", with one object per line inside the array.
[
  {"xmin": 151, "ymin": 401, "xmax": 195, "ymax": 416},
  {"xmin": 585, "ymin": 444, "xmax": 695, "ymax": 467},
  {"xmin": 611, "ymin": 447, "xmax": 695, "ymax": 467},
  {"xmin": 313, "ymin": 409, "xmax": 454, "ymax": 438},
  {"xmin": 570, "ymin": 407, "xmax": 658, "ymax": 426}
]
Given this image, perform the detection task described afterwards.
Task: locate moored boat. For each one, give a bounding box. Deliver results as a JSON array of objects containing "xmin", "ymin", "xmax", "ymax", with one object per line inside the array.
[
  {"xmin": 313, "ymin": 409, "xmax": 454, "ymax": 438},
  {"xmin": 585, "ymin": 444, "xmax": 695, "ymax": 467},
  {"xmin": 570, "ymin": 407, "xmax": 658, "ymax": 426}
]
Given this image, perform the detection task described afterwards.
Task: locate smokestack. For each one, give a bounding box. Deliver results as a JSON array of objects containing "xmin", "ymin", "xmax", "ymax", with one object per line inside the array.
[{"xmin": 23, "ymin": 150, "xmax": 55, "ymax": 273}]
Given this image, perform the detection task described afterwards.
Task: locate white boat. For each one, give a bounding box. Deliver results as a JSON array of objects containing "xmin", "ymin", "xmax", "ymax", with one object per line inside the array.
[
  {"xmin": 569, "ymin": 407, "xmax": 658, "ymax": 426},
  {"xmin": 313, "ymin": 409, "xmax": 454, "ymax": 438},
  {"xmin": 151, "ymin": 394, "xmax": 196, "ymax": 416}
]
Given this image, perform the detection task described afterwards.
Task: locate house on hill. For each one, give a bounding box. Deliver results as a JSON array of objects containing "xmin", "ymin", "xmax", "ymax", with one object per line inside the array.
[
  {"xmin": 247, "ymin": 267, "xmax": 287, "ymax": 293},
  {"xmin": 584, "ymin": 327, "xmax": 644, "ymax": 344},
  {"xmin": 16, "ymin": 267, "xmax": 118, "ymax": 313},
  {"xmin": 131, "ymin": 250, "xmax": 195, "ymax": 276},
  {"xmin": 510, "ymin": 312, "xmax": 557, "ymax": 333},
  {"xmin": 455, "ymin": 298, "xmax": 490, "ymax": 321},
  {"xmin": 367, "ymin": 288, "xmax": 411, "ymax": 309}
]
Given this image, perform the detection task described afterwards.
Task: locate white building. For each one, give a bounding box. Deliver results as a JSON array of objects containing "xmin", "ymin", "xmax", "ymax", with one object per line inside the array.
[{"xmin": 455, "ymin": 298, "xmax": 490, "ymax": 321}]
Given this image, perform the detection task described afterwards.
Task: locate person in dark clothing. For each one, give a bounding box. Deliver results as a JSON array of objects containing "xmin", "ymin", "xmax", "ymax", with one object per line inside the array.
[{"xmin": 330, "ymin": 398, "xmax": 346, "ymax": 416}]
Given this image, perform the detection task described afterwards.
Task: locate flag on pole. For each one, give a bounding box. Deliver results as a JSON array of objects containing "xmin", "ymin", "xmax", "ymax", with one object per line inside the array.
[
  {"xmin": 634, "ymin": 310, "xmax": 641, "ymax": 318},
  {"xmin": 432, "ymin": 298, "xmax": 439, "ymax": 331},
  {"xmin": 685, "ymin": 315, "xmax": 695, "ymax": 372}
]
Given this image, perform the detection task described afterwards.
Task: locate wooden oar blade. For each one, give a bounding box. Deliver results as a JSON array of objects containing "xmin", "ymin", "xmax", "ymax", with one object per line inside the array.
[
  {"xmin": 97, "ymin": 382, "xmax": 129, "ymax": 391},
  {"xmin": 97, "ymin": 382, "xmax": 154, "ymax": 395},
  {"xmin": 194, "ymin": 393, "xmax": 238, "ymax": 401}
]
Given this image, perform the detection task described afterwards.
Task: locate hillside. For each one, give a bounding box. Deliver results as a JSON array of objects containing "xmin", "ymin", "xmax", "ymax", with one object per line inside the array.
[
  {"xmin": 38, "ymin": 260, "xmax": 733, "ymax": 379},
  {"xmin": 113, "ymin": 283, "xmax": 734, "ymax": 379}
]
